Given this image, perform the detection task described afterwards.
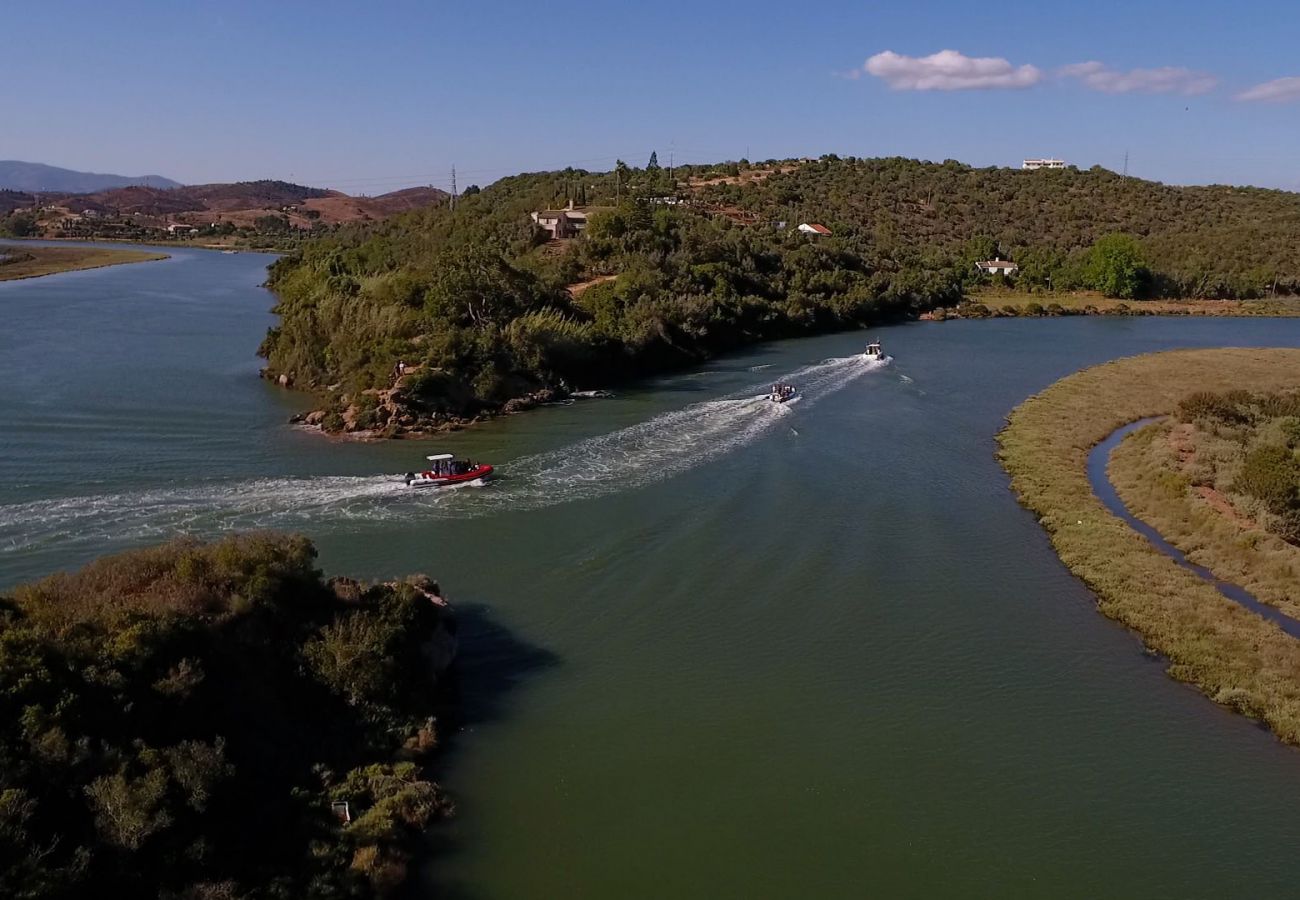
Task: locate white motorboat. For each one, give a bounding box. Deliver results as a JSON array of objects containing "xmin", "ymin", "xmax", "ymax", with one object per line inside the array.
[
  {"xmin": 863, "ymin": 339, "xmax": 888, "ymax": 362},
  {"xmin": 768, "ymin": 382, "xmax": 798, "ymax": 404}
]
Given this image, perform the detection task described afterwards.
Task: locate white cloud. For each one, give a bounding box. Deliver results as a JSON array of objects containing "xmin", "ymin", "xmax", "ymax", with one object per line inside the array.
[
  {"xmin": 863, "ymin": 50, "xmax": 1042, "ymax": 91},
  {"xmin": 1236, "ymin": 76, "xmax": 1300, "ymax": 102},
  {"xmin": 1060, "ymin": 61, "xmax": 1218, "ymax": 95}
]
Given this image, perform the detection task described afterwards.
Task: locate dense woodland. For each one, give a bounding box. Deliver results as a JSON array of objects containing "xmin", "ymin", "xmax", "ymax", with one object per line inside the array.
[
  {"xmin": 0, "ymin": 534, "xmax": 454, "ymax": 899},
  {"xmin": 260, "ymin": 157, "xmax": 1300, "ymax": 430}
]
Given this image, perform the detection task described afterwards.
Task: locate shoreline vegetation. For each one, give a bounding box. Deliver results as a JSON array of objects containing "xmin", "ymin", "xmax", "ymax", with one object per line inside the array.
[
  {"xmin": 997, "ymin": 348, "xmax": 1300, "ymax": 745},
  {"xmin": 0, "ymin": 244, "xmax": 168, "ymax": 281},
  {"xmin": 0, "ymin": 534, "xmax": 458, "ymax": 898},
  {"xmin": 256, "ymin": 156, "xmax": 1300, "ymax": 439},
  {"xmin": 1110, "ymin": 394, "xmax": 1300, "ymax": 620},
  {"xmin": 931, "ymin": 289, "xmax": 1300, "ymax": 320}
]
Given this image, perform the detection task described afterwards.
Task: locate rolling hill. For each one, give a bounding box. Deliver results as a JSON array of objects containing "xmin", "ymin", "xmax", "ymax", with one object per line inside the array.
[
  {"xmin": 0, "ymin": 160, "xmax": 180, "ymax": 192},
  {"xmin": 1, "ymin": 180, "xmax": 450, "ymax": 236}
]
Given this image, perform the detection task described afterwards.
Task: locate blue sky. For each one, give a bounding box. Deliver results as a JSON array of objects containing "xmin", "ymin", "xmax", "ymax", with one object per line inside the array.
[{"xmin": 5, "ymin": 0, "xmax": 1299, "ymax": 191}]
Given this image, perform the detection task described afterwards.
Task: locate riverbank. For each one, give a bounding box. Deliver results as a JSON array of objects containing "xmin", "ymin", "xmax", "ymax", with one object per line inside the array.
[
  {"xmin": 1110, "ymin": 412, "xmax": 1300, "ymax": 620},
  {"xmin": 927, "ymin": 289, "xmax": 1300, "ymax": 320},
  {"xmin": 0, "ymin": 244, "xmax": 168, "ymax": 280},
  {"xmin": 997, "ymin": 348, "xmax": 1300, "ymax": 745}
]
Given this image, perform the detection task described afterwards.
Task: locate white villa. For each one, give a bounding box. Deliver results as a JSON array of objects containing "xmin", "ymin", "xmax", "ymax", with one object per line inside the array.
[
  {"xmin": 976, "ymin": 259, "xmax": 1019, "ymax": 276},
  {"xmin": 531, "ymin": 200, "xmax": 589, "ymax": 240},
  {"xmin": 1022, "ymin": 158, "xmax": 1066, "ymax": 171}
]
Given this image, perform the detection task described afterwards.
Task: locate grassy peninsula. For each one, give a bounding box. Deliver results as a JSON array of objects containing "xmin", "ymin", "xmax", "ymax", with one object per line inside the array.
[
  {"xmin": 943, "ymin": 289, "xmax": 1300, "ymax": 319},
  {"xmin": 998, "ymin": 348, "xmax": 1300, "ymax": 745},
  {"xmin": 0, "ymin": 534, "xmax": 457, "ymax": 898},
  {"xmin": 1110, "ymin": 391, "xmax": 1300, "ymax": 619},
  {"xmin": 0, "ymin": 244, "xmax": 168, "ymax": 280},
  {"xmin": 260, "ymin": 157, "xmax": 1300, "ymax": 436}
]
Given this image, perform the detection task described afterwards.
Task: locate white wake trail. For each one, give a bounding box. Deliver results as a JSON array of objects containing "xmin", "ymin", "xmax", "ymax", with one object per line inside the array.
[{"xmin": 0, "ymin": 356, "xmax": 887, "ymax": 553}]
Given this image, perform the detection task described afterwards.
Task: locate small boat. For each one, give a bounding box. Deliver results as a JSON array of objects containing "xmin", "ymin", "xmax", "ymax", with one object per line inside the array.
[
  {"xmin": 221, "ymin": 249, "xmax": 238, "ymax": 255},
  {"xmin": 769, "ymin": 382, "xmax": 798, "ymax": 403},
  {"xmin": 403, "ymin": 453, "xmax": 493, "ymax": 488},
  {"xmin": 863, "ymin": 339, "xmax": 887, "ymax": 362}
]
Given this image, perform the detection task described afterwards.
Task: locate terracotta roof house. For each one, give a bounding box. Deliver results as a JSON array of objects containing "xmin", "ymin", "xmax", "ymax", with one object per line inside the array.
[{"xmin": 797, "ymin": 222, "xmax": 831, "ymax": 236}]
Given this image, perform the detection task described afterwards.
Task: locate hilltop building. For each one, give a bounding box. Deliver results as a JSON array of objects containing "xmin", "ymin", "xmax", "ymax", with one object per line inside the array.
[
  {"xmin": 531, "ymin": 199, "xmax": 589, "ymax": 240},
  {"xmin": 1022, "ymin": 158, "xmax": 1066, "ymax": 170}
]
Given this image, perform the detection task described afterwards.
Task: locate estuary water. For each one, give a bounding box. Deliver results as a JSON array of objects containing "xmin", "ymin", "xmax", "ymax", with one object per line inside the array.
[{"xmin": 5, "ymin": 245, "xmax": 1300, "ymax": 898}]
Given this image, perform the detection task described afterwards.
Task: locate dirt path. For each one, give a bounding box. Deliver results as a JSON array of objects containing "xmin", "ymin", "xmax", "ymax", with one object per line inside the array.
[{"xmin": 567, "ymin": 274, "xmax": 616, "ymax": 297}]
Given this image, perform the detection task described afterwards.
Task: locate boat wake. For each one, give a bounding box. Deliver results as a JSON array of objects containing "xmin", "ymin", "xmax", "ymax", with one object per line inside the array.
[{"xmin": 0, "ymin": 356, "xmax": 887, "ymax": 554}]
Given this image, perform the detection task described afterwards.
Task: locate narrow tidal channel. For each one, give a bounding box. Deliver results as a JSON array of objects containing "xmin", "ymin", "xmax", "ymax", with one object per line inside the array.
[{"xmin": 1087, "ymin": 418, "xmax": 1300, "ymax": 638}]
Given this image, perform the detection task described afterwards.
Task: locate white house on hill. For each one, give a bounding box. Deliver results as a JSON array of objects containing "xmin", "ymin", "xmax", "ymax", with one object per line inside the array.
[
  {"xmin": 797, "ymin": 223, "xmax": 831, "ymax": 236},
  {"xmin": 530, "ymin": 199, "xmax": 590, "ymax": 240},
  {"xmin": 1022, "ymin": 158, "xmax": 1066, "ymax": 170},
  {"xmin": 976, "ymin": 259, "xmax": 1019, "ymax": 276}
]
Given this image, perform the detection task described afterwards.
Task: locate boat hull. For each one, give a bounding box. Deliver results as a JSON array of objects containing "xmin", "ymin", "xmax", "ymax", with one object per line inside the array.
[{"xmin": 404, "ymin": 464, "xmax": 494, "ymax": 488}]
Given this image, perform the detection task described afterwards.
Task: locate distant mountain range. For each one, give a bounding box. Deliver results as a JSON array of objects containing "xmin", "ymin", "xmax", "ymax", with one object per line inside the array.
[
  {"xmin": 0, "ymin": 178, "xmax": 449, "ymax": 230},
  {"xmin": 0, "ymin": 160, "xmax": 181, "ymax": 193}
]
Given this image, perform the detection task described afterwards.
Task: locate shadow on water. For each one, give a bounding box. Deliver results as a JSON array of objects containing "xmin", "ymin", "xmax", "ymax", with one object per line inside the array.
[{"xmin": 408, "ymin": 603, "xmax": 559, "ymax": 900}]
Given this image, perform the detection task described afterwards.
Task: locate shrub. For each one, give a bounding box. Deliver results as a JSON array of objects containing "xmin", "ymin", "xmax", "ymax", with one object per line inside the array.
[{"xmin": 1232, "ymin": 444, "xmax": 1300, "ymax": 514}]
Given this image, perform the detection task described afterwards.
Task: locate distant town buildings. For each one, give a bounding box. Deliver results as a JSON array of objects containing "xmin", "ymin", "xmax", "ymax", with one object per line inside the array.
[
  {"xmin": 531, "ymin": 199, "xmax": 589, "ymax": 240},
  {"xmin": 797, "ymin": 222, "xmax": 832, "ymax": 236},
  {"xmin": 1022, "ymin": 158, "xmax": 1066, "ymax": 171},
  {"xmin": 976, "ymin": 259, "xmax": 1020, "ymax": 276}
]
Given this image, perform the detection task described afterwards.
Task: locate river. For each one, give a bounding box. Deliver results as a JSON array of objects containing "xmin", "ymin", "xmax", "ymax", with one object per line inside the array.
[{"xmin": 4, "ymin": 245, "xmax": 1300, "ymax": 898}]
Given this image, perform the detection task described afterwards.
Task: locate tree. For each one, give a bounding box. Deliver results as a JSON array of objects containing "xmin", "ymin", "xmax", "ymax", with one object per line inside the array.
[
  {"xmin": 647, "ymin": 151, "xmax": 660, "ymax": 170},
  {"xmin": 1086, "ymin": 233, "xmax": 1151, "ymax": 299},
  {"xmin": 1, "ymin": 213, "xmax": 38, "ymax": 238}
]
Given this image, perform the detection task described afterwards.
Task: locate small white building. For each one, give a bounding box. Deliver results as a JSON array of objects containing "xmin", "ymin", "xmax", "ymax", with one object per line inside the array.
[
  {"xmin": 976, "ymin": 259, "xmax": 1020, "ymax": 276},
  {"xmin": 166, "ymin": 223, "xmax": 199, "ymax": 234},
  {"xmin": 1022, "ymin": 158, "xmax": 1066, "ymax": 170},
  {"xmin": 797, "ymin": 223, "xmax": 831, "ymax": 236}
]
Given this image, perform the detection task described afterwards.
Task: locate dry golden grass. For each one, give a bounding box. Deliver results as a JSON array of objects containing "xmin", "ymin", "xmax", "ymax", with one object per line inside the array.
[
  {"xmin": 998, "ymin": 348, "xmax": 1300, "ymax": 744},
  {"xmin": 971, "ymin": 289, "xmax": 1300, "ymax": 317},
  {"xmin": 1110, "ymin": 421, "xmax": 1300, "ymax": 619},
  {"xmin": 0, "ymin": 245, "xmax": 168, "ymax": 281}
]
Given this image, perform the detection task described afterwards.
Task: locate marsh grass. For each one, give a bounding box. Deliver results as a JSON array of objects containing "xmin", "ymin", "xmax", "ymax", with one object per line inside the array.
[
  {"xmin": 971, "ymin": 289, "xmax": 1300, "ymax": 317},
  {"xmin": 0, "ymin": 245, "xmax": 167, "ymax": 281},
  {"xmin": 1111, "ymin": 423, "xmax": 1300, "ymax": 619},
  {"xmin": 997, "ymin": 348, "xmax": 1300, "ymax": 744}
]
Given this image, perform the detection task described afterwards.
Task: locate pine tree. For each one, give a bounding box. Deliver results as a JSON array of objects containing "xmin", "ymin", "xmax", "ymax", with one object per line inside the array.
[{"xmin": 647, "ymin": 151, "xmax": 660, "ymax": 170}]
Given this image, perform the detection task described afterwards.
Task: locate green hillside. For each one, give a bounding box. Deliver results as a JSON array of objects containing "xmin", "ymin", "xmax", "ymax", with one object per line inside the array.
[{"xmin": 260, "ymin": 157, "xmax": 1300, "ymax": 433}]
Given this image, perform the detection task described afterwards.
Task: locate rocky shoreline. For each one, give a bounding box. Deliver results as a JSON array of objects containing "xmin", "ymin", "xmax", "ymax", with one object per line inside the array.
[{"xmin": 271, "ymin": 366, "xmax": 567, "ymax": 439}]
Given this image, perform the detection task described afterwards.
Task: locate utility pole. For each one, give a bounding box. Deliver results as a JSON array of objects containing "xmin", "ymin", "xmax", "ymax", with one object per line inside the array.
[
  {"xmin": 450, "ymin": 165, "xmax": 458, "ymax": 210},
  {"xmin": 1122, "ymin": 151, "xmax": 1129, "ymax": 178}
]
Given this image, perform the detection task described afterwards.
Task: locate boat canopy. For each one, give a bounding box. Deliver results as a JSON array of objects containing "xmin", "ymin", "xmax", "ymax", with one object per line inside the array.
[{"xmin": 426, "ymin": 453, "xmax": 455, "ymax": 461}]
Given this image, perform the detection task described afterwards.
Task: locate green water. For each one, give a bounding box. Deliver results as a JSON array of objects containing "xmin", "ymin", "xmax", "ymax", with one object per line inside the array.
[{"xmin": 5, "ymin": 245, "xmax": 1300, "ymax": 898}]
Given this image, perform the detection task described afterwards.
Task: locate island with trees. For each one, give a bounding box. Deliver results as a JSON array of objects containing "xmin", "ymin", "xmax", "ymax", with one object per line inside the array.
[
  {"xmin": 0, "ymin": 533, "xmax": 459, "ymax": 898},
  {"xmin": 998, "ymin": 348, "xmax": 1300, "ymax": 746},
  {"xmin": 258, "ymin": 156, "xmax": 1300, "ymax": 436}
]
